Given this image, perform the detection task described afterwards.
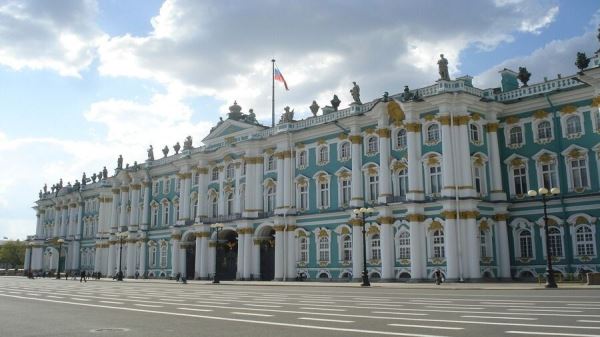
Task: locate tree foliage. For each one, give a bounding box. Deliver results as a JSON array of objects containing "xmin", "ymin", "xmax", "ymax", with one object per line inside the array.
[{"xmin": 0, "ymin": 240, "xmax": 26, "ymax": 269}]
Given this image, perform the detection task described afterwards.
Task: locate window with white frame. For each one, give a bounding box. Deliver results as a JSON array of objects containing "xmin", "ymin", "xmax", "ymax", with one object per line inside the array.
[
  {"xmin": 480, "ymin": 230, "xmax": 488, "ymax": 258},
  {"xmin": 426, "ymin": 124, "xmax": 440, "ymax": 144},
  {"xmin": 298, "ymin": 236, "xmax": 308, "ymax": 263},
  {"xmin": 366, "ymin": 136, "xmax": 378, "ymax": 154},
  {"xmin": 191, "ymin": 198, "xmax": 197, "ymax": 219},
  {"xmin": 162, "ymin": 203, "xmax": 170, "ymax": 226},
  {"xmin": 594, "ymin": 109, "xmax": 600, "ymax": 132},
  {"xmin": 469, "ymin": 123, "xmax": 480, "ymax": 144},
  {"xmin": 318, "ymin": 145, "xmax": 329, "ymax": 165},
  {"xmin": 159, "ymin": 242, "xmax": 168, "ymax": 268},
  {"xmin": 226, "ymin": 193, "xmax": 234, "ymax": 216},
  {"xmin": 318, "ymin": 236, "xmax": 330, "ymax": 262},
  {"xmin": 472, "ymin": 164, "xmax": 486, "ymax": 196},
  {"xmin": 513, "ymin": 166, "xmax": 528, "ymax": 196},
  {"xmin": 151, "ymin": 206, "xmax": 158, "ymax": 227},
  {"xmin": 509, "ymin": 126, "xmax": 523, "ymax": 146},
  {"xmin": 340, "ymin": 178, "xmax": 351, "ymax": 207},
  {"xmin": 339, "ymin": 142, "xmax": 350, "ymax": 161},
  {"xmin": 547, "ymin": 227, "xmax": 563, "ymax": 258},
  {"xmin": 297, "ymin": 182, "xmax": 308, "ymax": 210},
  {"xmin": 566, "ymin": 115, "xmax": 582, "ymax": 137},
  {"xmin": 316, "ymin": 176, "xmax": 330, "ymax": 208},
  {"xmin": 539, "ymin": 160, "xmax": 558, "ymax": 189},
  {"xmin": 394, "ymin": 167, "xmax": 408, "ymax": 198},
  {"xmin": 298, "ymin": 150, "xmax": 308, "ymax": 168},
  {"xmin": 174, "ymin": 202, "xmax": 180, "ymax": 221},
  {"xmin": 537, "ymin": 121, "xmax": 552, "ymax": 142},
  {"xmin": 432, "ymin": 230, "xmax": 445, "ymax": 258},
  {"xmin": 371, "ymin": 234, "xmax": 381, "ymax": 260},
  {"xmin": 210, "ymin": 195, "xmax": 218, "ymax": 217},
  {"xmin": 397, "ymin": 231, "xmax": 410, "ymax": 260},
  {"xmin": 569, "ymin": 158, "xmax": 589, "ymax": 190},
  {"xmin": 226, "ymin": 164, "xmax": 235, "ymax": 179},
  {"xmin": 266, "ymin": 185, "xmax": 276, "ymax": 213},
  {"xmin": 395, "ymin": 129, "xmax": 407, "ymax": 149},
  {"xmin": 519, "ymin": 229, "xmax": 533, "ymax": 258},
  {"xmin": 211, "ymin": 168, "xmax": 219, "ymax": 181},
  {"xmin": 163, "ymin": 178, "xmax": 170, "ymax": 194},
  {"xmin": 367, "ymin": 174, "xmax": 379, "ymax": 203},
  {"xmin": 266, "ymin": 155, "xmax": 276, "ymax": 171},
  {"xmin": 428, "ymin": 165, "xmax": 442, "ymax": 195},
  {"xmin": 193, "ymin": 172, "xmax": 199, "ymax": 186},
  {"xmin": 238, "ymin": 185, "xmax": 245, "ymax": 213},
  {"xmin": 575, "ymin": 225, "xmax": 595, "ymax": 256},
  {"xmin": 153, "ymin": 181, "xmax": 159, "ymax": 196},
  {"xmin": 342, "ymin": 235, "xmax": 352, "ymax": 262}
]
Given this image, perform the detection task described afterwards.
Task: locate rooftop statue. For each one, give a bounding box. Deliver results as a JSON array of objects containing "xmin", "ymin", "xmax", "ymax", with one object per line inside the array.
[
  {"xmin": 98, "ymin": 170, "xmax": 102, "ymax": 180},
  {"xmin": 147, "ymin": 145, "xmax": 154, "ymax": 161},
  {"xmin": 133, "ymin": 161, "xmax": 138, "ymax": 170},
  {"xmin": 43, "ymin": 183, "xmax": 47, "ymax": 194},
  {"xmin": 350, "ymin": 81, "xmax": 361, "ymax": 104},
  {"xmin": 331, "ymin": 94, "xmax": 341, "ymax": 111},
  {"xmin": 82, "ymin": 172, "xmax": 87, "ymax": 185},
  {"xmin": 73, "ymin": 180, "xmax": 80, "ymax": 191},
  {"xmin": 438, "ymin": 54, "xmax": 450, "ymax": 81},
  {"xmin": 184, "ymin": 136, "xmax": 193, "ymax": 150},
  {"xmin": 279, "ymin": 106, "xmax": 294, "ymax": 124},
  {"xmin": 91, "ymin": 173, "xmax": 97, "ymax": 183},
  {"xmin": 401, "ymin": 85, "xmax": 412, "ymax": 102},
  {"xmin": 382, "ymin": 91, "xmax": 389, "ymax": 102},
  {"xmin": 174, "ymin": 142, "xmax": 181, "ymax": 154},
  {"xmin": 227, "ymin": 101, "xmax": 243, "ymax": 120},
  {"xmin": 309, "ymin": 100, "xmax": 319, "ymax": 116},
  {"xmin": 162, "ymin": 145, "xmax": 169, "ymax": 158},
  {"xmin": 102, "ymin": 166, "xmax": 108, "ymax": 180},
  {"xmin": 39, "ymin": 190, "xmax": 42, "ymax": 199},
  {"xmin": 245, "ymin": 109, "xmax": 258, "ymax": 124},
  {"xmin": 117, "ymin": 154, "xmax": 123, "ymax": 170}
]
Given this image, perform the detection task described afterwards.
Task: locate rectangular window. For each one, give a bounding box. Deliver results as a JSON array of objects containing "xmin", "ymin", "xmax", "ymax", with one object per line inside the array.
[
  {"xmin": 513, "ymin": 167, "xmax": 527, "ymax": 195},
  {"xmin": 341, "ymin": 179, "xmax": 351, "ymax": 206},
  {"xmin": 429, "ymin": 166, "xmax": 442, "ymax": 194},
  {"xmin": 298, "ymin": 185, "xmax": 308, "ymax": 210},
  {"xmin": 160, "ymin": 245, "xmax": 168, "ymax": 268},
  {"xmin": 571, "ymin": 159, "xmax": 588, "ymax": 189},
  {"xmin": 368, "ymin": 175, "xmax": 379, "ymax": 202},
  {"xmin": 319, "ymin": 182, "xmax": 329, "ymax": 208},
  {"xmin": 398, "ymin": 169, "xmax": 408, "ymax": 197},
  {"xmin": 473, "ymin": 166, "xmax": 483, "ymax": 195},
  {"xmin": 541, "ymin": 162, "xmax": 558, "ymax": 189}
]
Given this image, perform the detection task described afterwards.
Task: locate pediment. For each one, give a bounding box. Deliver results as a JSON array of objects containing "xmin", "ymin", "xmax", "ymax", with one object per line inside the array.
[{"xmin": 202, "ymin": 119, "xmax": 266, "ymax": 145}]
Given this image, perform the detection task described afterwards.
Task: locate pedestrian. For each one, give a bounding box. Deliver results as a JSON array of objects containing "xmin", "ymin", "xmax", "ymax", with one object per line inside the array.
[
  {"xmin": 135, "ymin": 271, "xmax": 139, "ymax": 279},
  {"xmin": 434, "ymin": 269, "xmax": 442, "ymax": 285},
  {"xmin": 80, "ymin": 270, "xmax": 87, "ymax": 283},
  {"xmin": 65, "ymin": 271, "xmax": 69, "ymax": 280},
  {"xmin": 176, "ymin": 272, "xmax": 181, "ymax": 282}
]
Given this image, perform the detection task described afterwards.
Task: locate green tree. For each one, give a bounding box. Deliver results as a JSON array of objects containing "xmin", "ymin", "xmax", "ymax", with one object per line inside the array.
[{"xmin": 0, "ymin": 240, "xmax": 26, "ymax": 270}]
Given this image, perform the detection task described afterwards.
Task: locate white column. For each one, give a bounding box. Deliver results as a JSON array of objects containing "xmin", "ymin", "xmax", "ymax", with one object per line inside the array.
[
  {"xmin": 380, "ymin": 220, "xmax": 394, "ymax": 280},
  {"xmin": 457, "ymin": 116, "xmax": 473, "ymax": 197},
  {"xmin": 119, "ymin": 187, "xmax": 129, "ymax": 230},
  {"xmin": 409, "ymin": 215, "xmax": 426, "ymax": 280},
  {"xmin": 255, "ymin": 158, "xmax": 264, "ymax": 212},
  {"xmin": 76, "ymin": 203, "xmax": 84, "ymax": 238},
  {"xmin": 236, "ymin": 229, "xmax": 245, "ymax": 279},
  {"xmin": 129, "ymin": 185, "xmax": 140, "ymax": 228},
  {"xmin": 24, "ymin": 248, "xmax": 31, "ymax": 271},
  {"xmin": 243, "ymin": 230, "xmax": 252, "ymax": 279},
  {"xmin": 444, "ymin": 217, "xmax": 459, "ymax": 281},
  {"xmin": 487, "ymin": 123, "xmax": 505, "ymax": 200},
  {"xmin": 440, "ymin": 117, "xmax": 455, "ymax": 197},
  {"xmin": 61, "ymin": 206, "xmax": 68, "ymax": 236},
  {"xmin": 243, "ymin": 160, "xmax": 255, "ymax": 216},
  {"xmin": 107, "ymin": 242, "xmax": 115, "ymax": 276},
  {"xmin": 208, "ymin": 241, "xmax": 216, "ymax": 278},
  {"xmin": 465, "ymin": 216, "xmax": 481, "ymax": 280},
  {"xmin": 32, "ymin": 247, "xmax": 43, "ymax": 271},
  {"xmin": 197, "ymin": 167, "xmax": 209, "ymax": 218},
  {"xmin": 139, "ymin": 240, "xmax": 147, "ymax": 277},
  {"xmin": 274, "ymin": 224, "xmax": 284, "ymax": 280},
  {"xmin": 496, "ymin": 214, "xmax": 511, "ymax": 279},
  {"xmin": 94, "ymin": 244, "xmax": 102, "ymax": 273},
  {"xmin": 35, "ymin": 212, "xmax": 42, "ymax": 238},
  {"xmin": 350, "ymin": 129, "xmax": 364, "ymax": 207},
  {"xmin": 171, "ymin": 236, "xmax": 180, "ymax": 276},
  {"xmin": 141, "ymin": 182, "xmax": 151, "ymax": 229},
  {"xmin": 286, "ymin": 226, "xmax": 296, "ymax": 279},
  {"xmin": 351, "ymin": 219, "xmax": 363, "ymax": 280},
  {"xmin": 194, "ymin": 234, "xmax": 202, "ymax": 279},
  {"xmin": 111, "ymin": 188, "xmax": 120, "ymax": 231},
  {"xmin": 406, "ymin": 123, "xmax": 424, "ymax": 201},
  {"xmin": 72, "ymin": 240, "xmax": 81, "ymax": 271},
  {"xmin": 283, "ymin": 152, "xmax": 292, "ymax": 209},
  {"xmin": 276, "ymin": 152, "xmax": 285, "ymax": 209},
  {"xmin": 377, "ymin": 127, "xmax": 392, "ymax": 203},
  {"xmin": 252, "ymin": 238, "xmax": 260, "ymax": 279},
  {"xmin": 126, "ymin": 239, "xmax": 135, "ymax": 277},
  {"xmin": 199, "ymin": 231, "xmax": 208, "ymax": 279}
]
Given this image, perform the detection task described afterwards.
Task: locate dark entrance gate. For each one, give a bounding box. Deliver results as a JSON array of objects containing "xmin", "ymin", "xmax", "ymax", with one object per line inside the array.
[
  {"xmin": 260, "ymin": 229, "xmax": 275, "ymax": 280},
  {"xmin": 185, "ymin": 243, "xmax": 195, "ymax": 279},
  {"xmin": 216, "ymin": 230, "xmax": 238, "ymax": 280}
]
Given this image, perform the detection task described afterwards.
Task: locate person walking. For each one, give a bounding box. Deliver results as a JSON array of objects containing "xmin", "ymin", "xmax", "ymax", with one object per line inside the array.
[
  {"xmin": 80, "ymin": 270, "xmax": 87, "ymax": 283},
  {"xmin": 434, "ymin": 269, "xmax": 443, "ymax": 285}
]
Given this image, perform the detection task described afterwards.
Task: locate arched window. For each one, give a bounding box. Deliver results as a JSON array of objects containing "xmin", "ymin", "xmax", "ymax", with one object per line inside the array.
[
  {"xmin": 164, "ymin": 178, "xmax": 171, "ymax": 194},
  {"xmin": 575, "ymin": 225, "xmax": 595, "ymax": 256},
  {"xmin": 547, "ymin": 227, "xmax": 563, "ymax": 257},
  {"xmin": 226, "ymin": 193, "xmax": 234, "ymax": 216},
  {"xmin": 509, "ymin": 126, "xmax": 523, "ymax": 145},
  {"xmin": 537, "ymin": 121, "xmax": 552, "ymax": 141},
  {"xmin": 339, "ymin": 142, "xmax": 350, "ymax": 161},
  {"xmin": 519, "ymin": 230, "xmax": 533, "ymax": 258},
  {"xmin": 367, "ymin": 174, "xmax": 379, "ymax": 203},
  {"xmin": 267, "ymin": 155, "xmax": 276, "ymax": 171},
  {"xmin": 226, "ymin": 164, "xmax": 235, "ymax": 179},
  {"xmin": 211, "ymin": 168, "xmax": 219, "ymax": 181},
  {"xmin": 162, "ymin": 203, "xmax": 170, "ymax": 226},
  {"xmin": 298, "ymin": 236, "xmax": 308, "ymax": 263},
  {"xmin": 513, "ymin": 165, "xmax": 528, "ymax": 196},
  {"xmin": 266, "ymin": 185, "xmax": 276, "ymax": 213},
  {"xmin": 540, "ymin": 160, "xmax": 558, "ymax": 189},
  {"xmin": 238, "ymin": 185, "xmax": 245, "ymax": 213},
  {"xmin": 469, "ymin": 124, "xmax": 480, "ymax": 143},
  {"xmin": 298, "ymin": 150, "xmax": 308, "ymax": 167},
  {"xmin": 151, "ymin": 206, "xmax": 159, "ymax": 228},
  {"xmin": 340, "ymin": 178, "xmax": 351, "ymax": 206},
  {"xmin": 159, "ymin": 242, "xmax": 168, "ymax": 268},
  {"xmin": 297, "ymin": 183, "xmax": 308, "ymax": 210},
  {"xmin": 395, "ymin": 168, "xmax": 408, "ymax": 198},
  {"xmin": 397, "ymin": 231, "xmax": 410, "ymax": 260},
  {"xmin": 318, "ymin": 236, "xmax": 330, "ymax": 262},
  {"xmin": 367, "ymin": 136, "xmax": 378, "ymax": 154},
  {"xmin": 569, "ymin": 158, "xmax": 589, "ymax": 190},
  {"xmin": 566, "ymin": 115, "xmax": 582, "ymax": 136},
  {"xmin": 433, "ymin": 230, "xmax": 444, "ymax": 258},
  {"xmin": 371, "ymin": 234, "xmax": 381, "ymax": 260},
  {"xmin": 318, "ymin": 179, "xmax": 329, "ymax": 208},
  {"xmin": 396, "ymin": 129, "xmax": 407, "ymax": 149},
  {"xmin": 342, "ymin": 235, "xmax": 352, "ymax": 262},
  {"xmin": 426, "ymin": 124, "xmax": 440, "ymax": 143},
  {"xmin": 174, "ymin": 202, "xmax": 180, "ymax": 221},
  {"xmin": 209, "ymin": 195, "xmax": 218, "ymax": 217},
  {"xmin": 318, "ymin": 146, "xmax": 329, "ymax": 164}
]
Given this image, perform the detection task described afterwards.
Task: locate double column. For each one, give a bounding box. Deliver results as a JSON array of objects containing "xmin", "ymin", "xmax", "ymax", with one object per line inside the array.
[
  {"xmin": 406, "ymin": 122, "xmax": 424, "ymax": 201},
  {"xmin": 126, "ymin": 236, "xmax": 136, "ymax": 278},
  {"xmin": 194, "ymin": 228, "xmax": 209, "ymax": 279},
  {"xmin": 349, "ymin": 127, "xmax": 364, "ymax": 208},
  {"xmin": 236, "ymin": 226, "xmax": 254, "ymax": 280},
  {"xmin": 196, "ymin": 165, "xmax": 209, "ymax": 218},
  {"xmin": 275, "ymin": 151, "xmax": 285, "ymax": 210},
  {"xmin": 170, "ymin": 232, "xmax": 181, "ymax": 277},
  {"xmin": 441, "ymin": 207, "xmax": 459, "ymax": 281},
  {"xmin": 129, "ymin": 184, "xmax": 141, "ymax": 230},
  {"xmin": 110, "ymin": 187, "xmax": 120, "ymax": 231},
  {"xmin": 141, "ymin": 182, "xmax": 151, "ymax": 230}
]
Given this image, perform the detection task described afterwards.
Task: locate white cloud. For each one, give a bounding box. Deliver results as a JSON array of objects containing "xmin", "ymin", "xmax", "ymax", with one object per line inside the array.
[{"xmin": 0, "ymin": 0, "xmax": 106, "ymax": 76}]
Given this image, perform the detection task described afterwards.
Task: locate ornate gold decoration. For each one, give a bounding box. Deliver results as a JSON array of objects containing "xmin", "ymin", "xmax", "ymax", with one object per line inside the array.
[
  {"xmin": 349, "ymin": 135, "xmax": 362, "ymax": 144},
  {"xmin": 471, "ymin": 113, "xmax": 481, "ymax": 121},
  {"xmin": 424, "ymin": 114, "xmax": 436, "ymax": 121},
  {"xmin": 510, "ymin": 158, "xmax": 524, "ymax": 167},
  {"xmin": 349, "ymin": 218, "xmax": 364, "ymax": 226},
  {"xmin": 486, "ymin": 123, "xmax": 499, "ymax": 132},
  {"xmin": 406, "ymin": 214, "xmax": 425, "ymax": 222},
  {"xmin": 338, "ymin": 170, "xmax": 351, "ymax": 179},
  {"xmin": 171, "ymin": 233, "xmax": 181, "ymax": 240},
  {"xmin": 274, "ymin": 152, "xmax": 285, "ymax": 160},
  {"xmin": 318, "ymin": 229, "xmax": 329, "ymax": 238},
  {"xmin": 429, "ymin": 220, "xmax": 443, "ymax": 231},
  {"xmin": 494, "ymin": 214, "xmax": 508, "ymax": 222},
  {"xmin": 568, "ymin": 148, "xmax": 583, "ymax": 159},
  {"xmin": 296, "ymin": 231, "xmax": 307, "ymax": 237},
  {"xmin": 296, "ymin": 142, "xmax": 305, "ymax": 149},
  {"xmin": 317, "ymin": 173, "xmax": 329, "ymax": 183},
  {"xmin": 265, "ymin": 148, "xmax": 275, "ymax": 155},
  {"xmin": 198, "ymin": 167, "xmax": 209, "ymax": 174},
  {"xmin": 437, "ymin": 115, "xmax": 451, "ymax": 125},
  {"xmin": 338, "ymin": 133, "xmax": 348, "ymax": 140},
  {"xmin": 454, "ymin": 115, "xmax": 470, "ymax": 125},
  {"xmin": 473, "ymin": 154, "xmax": 484, "ymax": 166},
  {"xmin": 377, "ymin": 216, "xmax": 395, "ymax": 224},
  {"xmin": 479, "ymin": 221, "xmax": 490, "ymax": 231},
  {"xmin": 533, "ymin": 110, "xmax": 549, "ymax": 119},
  {"xmin": 538, "ymin": 153, "xmax": 554, "ymax": 164},
  {"xmin": 367, "ymin": 225, "xmax": 380, "ymax": 235},
  {"xmin": 575, "ymin": 216, "xmax": 589, "ymax": 225},
  {"xmin": 392, "ymin": 161, "xmax": 407, "ymax": 171},
  {"xmin": 376, "ymin": 128, "xmax": 391, "ymax": 138},
  {"xmin": 224, "ymin": 136, "xmax": 235, "ymax": 144},
  {"xmin": 274, "ymin": 225, "xmax": 285, "ymax": 232},
  {"xmin": 340, "ymin": 227, "xmax": 351, "ymax": 235},
  {"xmin": 387, "ymin": 99, "xmax": 405, "ymax": 122},
  {"xmin": 560, "ymin": 105, "xmax": 577, "ymax": 114},
  {"xmin": 505, "ymin": 116, "xmax": 520, "ymax": 125},
  {"xmin": 441, "ymin": 210, "xmax": 457, "ymax": 219},
  {"xmin": 461, "ymin": 210, "xmax": 480, "ymax": 219},
  {"xmin": 591, "ymin": 96, "xmax": 600, "ymax": 107},
  {"xmin": 120, "ymin": 186, "xmax": 129, "ymax": 192},
  {"xmin": 405, "ymin": 123, "xmax": 421, "ymax": 132},
  {"xmin": 367, "ymin": 164, "xmax": 378, "ymax": 176},
  {"xmin": 317, "ymin": 138, "xmax": 327, "ymax": 145},
  {"xmin": 427, "ymin": 154, "xmax": 439, "ymax": 166},
  {"xmin": 286, "ymin": 225, "xmax": 297, "ymax": 231},
  {"xmin": 365, "ymin": 127, "xmax": 375, "ymax": 134},
  {"xmin": 431, "ymin": 257, "xmax": 445, "ymax": 265},
  {"xmin": 399, "ymin": 259, "xmax": 410, "ymax": 265}
]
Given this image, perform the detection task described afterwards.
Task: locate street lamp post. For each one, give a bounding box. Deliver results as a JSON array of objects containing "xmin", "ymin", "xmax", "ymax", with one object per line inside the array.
[
  {"xmin": 117, "ymin": 232, "xmax": 126, "ymax": 281},
  {"xmin": 55, "ymin": 238, "xmax": 64, "ymax": 279},
  {"xmin": 353, "ymin": 207, "xmax": 375, "ymax": 287},
  {"xmin": 527, "ymin": 187, "xmax": 560, "ymax": 289},
  {"xmin": 210, "ymin": 223, "xmax": 224, "ymax": 284}
]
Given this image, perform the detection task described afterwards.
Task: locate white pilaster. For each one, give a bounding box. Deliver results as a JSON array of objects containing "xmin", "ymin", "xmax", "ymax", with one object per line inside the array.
[
  {"xmin": 377, "ymin": 125, "xmax": 392, "ymax": 203},
  {"xmin": 408, "ymin": 212, "xmax": 426, "ymax": 280},
  {"xmin": 487, "ymin": 123, "xmax": 506, "ymax": 201},
  {"xmin": 126, "ymin": 239, "xmax": 135, "ymax": 277},
  {"xmin": 141, "ymin": 182, "xmax": 151, "ymax": 229},
  {"xmin": 236, "ymin": 229, "xmax": 245, "ymax": 279},
  {"xmin": 194, "ymin": 234, "xmax": 202, "ymax": 279},
  {"xmin": 107, "ymin": 242, "xmax": 115, "ymax": 276},
  {"xmin": 274, "ymin": 222, "xmax": 284, "ymax": 280},
  {"xmin": 444, "ymin": 217, "xmax": 459, "ymax": 281},
  {"xmin": 495, "ymin": 212, "xmax": 511, "ymax": 279},
  {"xmin": 406, "ymin": 123, "xmax": 424, "ymax": 201},
  {"xmin": 350, "ymin": 127, "xmax": 364, "ymax": 207},
  {"xmin": 351, "ymin": 218, "xmax": 363, "ymax": 281},
  {"xmin": 379, "ymin": 218, "xmax": 394, "ymax": 280},
  {"xmin": 243, "ymin": 229, "xmax": 252, "ymax": 279},
  {"xmin": 139, "ymin": 240, "xmax": 147, "ymax": 277},
  {"xmin": 171, "ymin": 236, "xmax": 180, "ymax": 277}
]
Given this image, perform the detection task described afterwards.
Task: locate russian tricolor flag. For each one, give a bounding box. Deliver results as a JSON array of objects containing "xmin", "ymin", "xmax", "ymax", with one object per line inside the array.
[{"xmin": 274, "ymin": 67, "xmax": 289, "ymax": 91}]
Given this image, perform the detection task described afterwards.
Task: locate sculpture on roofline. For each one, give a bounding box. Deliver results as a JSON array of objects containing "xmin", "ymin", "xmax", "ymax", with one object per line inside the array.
[
  {"xmin": 147, "ymin": 145, "xmax": 154, "ymax": 161},
  {"xmin": 350, "ymin": 81, "xmax": 361, "ymax": 104},
  {"xmin": 98, "ymin": 170, "xmax": 103, "ymax": 180},
  {"xmin": 227, "ymin": 101, "xmax": 243, "ymax": 120},
  {"xmin": 382, "ymin": 91, "xmax": 389, "ymax": 102},
  {"xmin": 117, "ymin": 155, "xmax": 123, "ymax": 170},
  {"xmin": 59, "ymin": 178, "xmax": 63, "ymax": 188},
  {"xmin": 330, "ymin": 94, "xmax": 341, "ymax": 111},
  {"xmin": 43, "ymin": 184, "xmax": 47, "ymax": 194},
  {"xmin": 73, "ymin": 180, "xmax": 80, "ymax": 191},
  {"xmin": 184, "ymin": 136, "xmax": 193, "ymax": 150},
  {"xmin": 39, "ymin": 190, "xmax": 42, "ymax": 199},
  {"xmin": 309, "ymin": 100, "xmax": 319, "ymax": 116},
  {"xmin": 162, "ymin": 146, "xmax": 169, "ymax": 158},
  {"xmin": 91, "ymin": 173, "xmax": 97, "ymax": 183},
  {"xmin": 174, "ymin": 142, "xmax": 181, "ymax": 154},
  {"xmin": 517, "ymin": 67, "xmax": 531, "ymax": 87},
  {"xmin": 82, "ymin": 172, "xmax": 87, "ymax": 186},
  {"xmin": 438, "ymin": 54, "xmax": 450, "ymax": 81},
  {"xmin": 102, "ymin": 166, "xmax": 108, "ymax": 180},
  {"xmin": 247, "ymin": 109, "xmax": 257, "ymax": 124},
  {"xmin": 279, "ymin": 106, "xmax": 294, "ymax": 124}
]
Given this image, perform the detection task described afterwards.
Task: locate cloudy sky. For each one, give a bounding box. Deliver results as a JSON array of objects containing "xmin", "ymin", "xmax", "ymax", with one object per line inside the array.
[{"xmin": 1, "ymin": 0, "xmax": 599, "ymax": 240}]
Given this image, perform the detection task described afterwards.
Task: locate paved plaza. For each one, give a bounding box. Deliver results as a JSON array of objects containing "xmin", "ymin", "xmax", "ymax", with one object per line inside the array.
[{"xmin": 1, "ymin": 277, "xmax": 600, "ymax": 337}]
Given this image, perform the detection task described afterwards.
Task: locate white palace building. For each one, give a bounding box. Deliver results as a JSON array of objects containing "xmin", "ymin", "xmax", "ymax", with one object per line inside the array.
[{"xmin": 25, "ymin": 52, "xmax": 600, "ymax": 282}]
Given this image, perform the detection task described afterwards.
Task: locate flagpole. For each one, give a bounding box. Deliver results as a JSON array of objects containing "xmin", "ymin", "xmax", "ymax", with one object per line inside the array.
[{"xmin": 271, "ymin": 59, "xmax": 275, "ymax": 128}]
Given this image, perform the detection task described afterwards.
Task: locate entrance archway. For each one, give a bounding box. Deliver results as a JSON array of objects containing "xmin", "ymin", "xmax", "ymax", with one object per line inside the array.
[
  {"xmin": 181, "ymin": 232, "xmax": 196, "ymax": 279},
  {"xmin": 259, "ymin": 228, "xmax": 275, "ymax": 280},
  {"xmin": 216, "ymin": 229, "xmax": 238, "ymax": 280}
]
